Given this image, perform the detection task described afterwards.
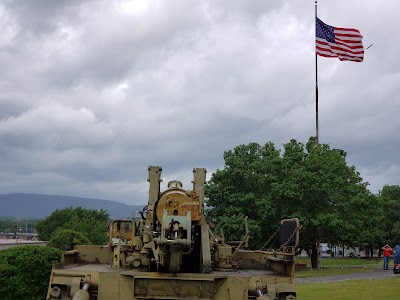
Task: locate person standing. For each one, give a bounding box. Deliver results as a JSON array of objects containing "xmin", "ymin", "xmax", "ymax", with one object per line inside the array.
[
  {"xmin": 382, "ymin": 244, "xmax": 392, "ymax": 270},
  {"xmin": 394, "ymin": 241, "xmax": 400, "ymax": 265}
]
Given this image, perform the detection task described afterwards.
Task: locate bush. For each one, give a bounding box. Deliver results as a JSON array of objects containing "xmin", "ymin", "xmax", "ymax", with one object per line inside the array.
[
  {"xmin": 36, "ymin": 207, "xmax": 109, "ymax": 244},
  {"xmin": 47, "ymin": 229, "xmax": 92, "ymax": 251},
  {"xmin": 0, "ymin": 245, "xmax": 62, "ymax": 300}
]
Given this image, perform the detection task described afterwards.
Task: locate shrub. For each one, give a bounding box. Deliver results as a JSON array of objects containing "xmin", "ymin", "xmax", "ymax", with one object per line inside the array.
[
  {"xmin": 47, "ymin": 229, "xmax": 92, "ymax": 251},
  {"xmin": 0, "ymin": 245, "xmax": 62, "ymax": 300}
]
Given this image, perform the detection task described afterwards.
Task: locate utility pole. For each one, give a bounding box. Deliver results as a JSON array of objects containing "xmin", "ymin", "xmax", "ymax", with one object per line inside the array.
[{"xmin": 14, "ymin": 219, "xmax": 19, "ymax": 239}]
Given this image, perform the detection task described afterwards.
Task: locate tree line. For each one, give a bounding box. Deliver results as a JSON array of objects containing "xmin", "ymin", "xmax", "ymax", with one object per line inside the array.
[{"xmin": 0, "ymin": 219, "xmax": 41, "ymax": 234}]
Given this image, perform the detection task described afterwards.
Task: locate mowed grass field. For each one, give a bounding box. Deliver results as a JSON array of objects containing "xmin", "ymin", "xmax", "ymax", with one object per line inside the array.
[
  {"xmin": 296, "ymin": 257, "xmax": 382, "ymax": 267},
  {"xmin": 295, "ymin": 257, "xmax": 400, "ymax": 299},
  {"xmin": 296, "ymin": 266, "xmax": 374, "ymax": 278},
  {"xmin": 297, "ymin": 277, "xmax": 400, "ymax": 300},
  {"xmin": 296, "ymin": 257, "xmax": 382, "ymax": 278}
]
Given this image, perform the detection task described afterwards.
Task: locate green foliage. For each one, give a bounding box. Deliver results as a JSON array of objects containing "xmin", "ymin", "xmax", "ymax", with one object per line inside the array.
[
  {"xmin": 206, "ymin": 137, "xmax": 382, "ymax": 261},
  {"xmin": 0, "ymin": 245, "xmax": 62, "ymax": 300},
  {"xmin": 379, "ymin": 185, "xmax": 400, "ymax": 243},
  {"xmin": 380, "ymin": 184, "xmax": 400, "ymax": 200},
  {"xmin": 47, "ymin": 229, "xmax": 92, "ymax": 251},
  {"xmin": 206, "ymin": 142, "xmax": 281, "ymax": 247},
  {"xmin": 36, "ymin": 207, "xmax": 109, "ymax": 245}
]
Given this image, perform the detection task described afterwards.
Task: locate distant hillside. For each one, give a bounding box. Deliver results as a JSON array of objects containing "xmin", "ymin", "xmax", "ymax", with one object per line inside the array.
[{"xmin": 0, "ymin": 193, "xmax": 144, "ymax": 219}]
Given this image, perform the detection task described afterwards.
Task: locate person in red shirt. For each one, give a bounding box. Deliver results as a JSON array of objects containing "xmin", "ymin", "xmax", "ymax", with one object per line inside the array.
[{"xmin": 382, "ymin": 244, "xmax": 392, "ymax": 270}]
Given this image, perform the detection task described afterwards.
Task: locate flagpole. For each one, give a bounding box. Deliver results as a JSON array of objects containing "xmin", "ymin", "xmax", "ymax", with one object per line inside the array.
[
  {"xmin": 315, "ymin": 1, "xmax": 319, "ymax": 145},
  {"xmin": 315, "ymin": 0, "xmax": 323, "ymax": 271}
]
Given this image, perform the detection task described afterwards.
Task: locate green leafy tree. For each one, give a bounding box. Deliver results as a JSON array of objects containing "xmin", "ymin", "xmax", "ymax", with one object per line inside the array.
[
  {"xmin": 206, "ymin": 137, "xmax": 380, "ymax": 267},
  {"xmin": 380, "ymin": 185, "xmax": 400, "ymax": 200},
  {"xmin": 47, "ymin": 229, "xmax": 92, "ymax": 251},
  {"xmin": 0, "ymin": 245, "xmax": 62, "ymax": 300},
  {"xmin": 273, "ymin": 139, "xmax": 384, "ymax": 260},
  {"xmin": 379, "ymin": 185, "xmax": 400, "ymax": 244},
  {"xmin": 206, "ymin": 142, "xmax": 281, "ymax": 247},
  {"xmin": 358, "ymin": 194, "xmax": 386, "ymax": 257},
  {"xmin": 36, "ymin": 207, "xmax": 109, "ymax": 245}
]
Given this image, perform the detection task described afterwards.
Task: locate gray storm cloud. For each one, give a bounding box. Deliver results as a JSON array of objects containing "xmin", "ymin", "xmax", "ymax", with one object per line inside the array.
[{"xmin": 0, "ymin": 0, "xmax": 399, "ymax": 204}]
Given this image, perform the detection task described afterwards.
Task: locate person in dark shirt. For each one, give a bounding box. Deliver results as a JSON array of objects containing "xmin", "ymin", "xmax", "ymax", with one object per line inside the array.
[{"xmin": 394, "ymin": 242, "xmax": 400, "ymax": 265}]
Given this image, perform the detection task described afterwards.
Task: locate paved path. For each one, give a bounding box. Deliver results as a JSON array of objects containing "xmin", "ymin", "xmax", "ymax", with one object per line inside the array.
[{"xmin": 296, "ymin": 268, "xmax": 397, "ymax": 284}]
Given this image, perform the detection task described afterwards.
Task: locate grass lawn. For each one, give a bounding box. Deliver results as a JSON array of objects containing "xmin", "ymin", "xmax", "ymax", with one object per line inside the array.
[
  {"xmin": 296, "ymin": 257, "xmax": 382, "ymax": 266},
  {"xmin": 296, "ymin": 266, "xmax": 374, "ymax": 278},
  {"xmin": 296, "ymin": 277, "xmax": 400, "ymax": 300},
  {"xmin": 295, "ymin": 257, "xmax": 384, "ymax": 278}
]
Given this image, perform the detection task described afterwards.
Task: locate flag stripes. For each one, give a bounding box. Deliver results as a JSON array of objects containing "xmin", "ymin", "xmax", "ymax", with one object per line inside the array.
[{"xmin": 316, "ymin": 17, "xmax": 364, "ymax": 62}]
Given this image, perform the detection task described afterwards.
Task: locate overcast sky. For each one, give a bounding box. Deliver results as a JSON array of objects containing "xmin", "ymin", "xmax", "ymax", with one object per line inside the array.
[{"xmin": 0, "ymin": 0, "xmax": 399, "ymax": 205}]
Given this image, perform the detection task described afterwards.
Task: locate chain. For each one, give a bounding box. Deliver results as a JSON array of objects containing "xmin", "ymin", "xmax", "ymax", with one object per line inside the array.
[
  {"xmin": 277, "ymin": 227, "xmax": 299, "ymax": 252},
  {"xmin": 259, "ymin": 226, "xmax": 280, "ymax": 251},
  {"xmin": 260, "ymin": 223, "xmax": 301, "ymax": 252}
]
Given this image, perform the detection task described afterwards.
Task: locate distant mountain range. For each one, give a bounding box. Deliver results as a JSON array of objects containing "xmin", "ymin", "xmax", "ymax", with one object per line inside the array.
[{"xmin": 0, "ymin": 193, "xmax": 145, "ymax": 219}]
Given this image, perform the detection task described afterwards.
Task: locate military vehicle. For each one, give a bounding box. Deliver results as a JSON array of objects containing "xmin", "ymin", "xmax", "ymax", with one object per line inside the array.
[{"xmin": 46, "ymin": 166, "xmax": 300, "ymax": 300}]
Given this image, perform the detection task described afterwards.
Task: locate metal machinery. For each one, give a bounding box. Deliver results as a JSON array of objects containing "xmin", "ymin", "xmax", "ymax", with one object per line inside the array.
[{"xmin": 47, "ymin": 166, "xmax": 300, "ymax": 300}]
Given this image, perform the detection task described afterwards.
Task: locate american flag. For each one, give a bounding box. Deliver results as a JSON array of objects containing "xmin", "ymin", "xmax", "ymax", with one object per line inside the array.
[{"xmin": 316, "ymin": 17, "xmax": 364, "ymax": 62}]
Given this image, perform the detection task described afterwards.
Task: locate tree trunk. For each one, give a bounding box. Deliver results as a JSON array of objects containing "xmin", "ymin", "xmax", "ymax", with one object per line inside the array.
[
  {"xmin": 310, "ymin": 242, "xmax": 318, "ymax": 268},
  {"xmin": 342, "ymin": 242, "xmax": 345, "ymax": 258},
  {"xmin": 365, "ymin": 245, "xmax": 370, "ymax": 258}
]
